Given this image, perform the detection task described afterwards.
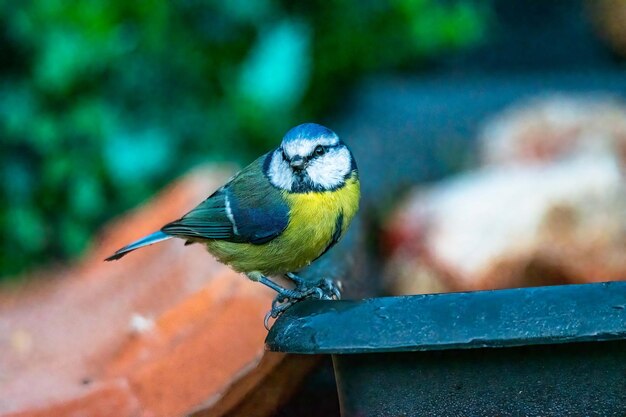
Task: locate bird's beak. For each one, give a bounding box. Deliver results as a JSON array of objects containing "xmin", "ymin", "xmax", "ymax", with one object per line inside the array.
[{"xmin": 290, "ymin": 157, "xmax": 306, "ymax": 170}]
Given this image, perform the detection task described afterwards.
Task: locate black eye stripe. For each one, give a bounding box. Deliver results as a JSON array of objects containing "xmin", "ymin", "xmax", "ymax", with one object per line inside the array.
[
  {"xmin": 281, "ymin": 143, "xmax": 341, "ymax": 161},
  {"xmin": 311, "ymin": 144, "xmax": 339, "ymax": 158}
]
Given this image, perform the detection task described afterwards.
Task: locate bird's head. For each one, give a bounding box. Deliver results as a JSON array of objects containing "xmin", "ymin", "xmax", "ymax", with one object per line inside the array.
[{"xmin": 265, "ymin": 123, "xmax": 356, "ymax": 192}]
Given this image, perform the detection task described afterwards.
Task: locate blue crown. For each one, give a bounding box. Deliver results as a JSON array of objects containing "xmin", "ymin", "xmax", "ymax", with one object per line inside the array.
[{"xmin": 282, "ymin": 123, "xmax": 338, "ymax": 142}]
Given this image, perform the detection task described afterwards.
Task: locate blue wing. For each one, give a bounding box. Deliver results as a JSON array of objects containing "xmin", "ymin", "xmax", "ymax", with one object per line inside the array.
[
  {"xmin": 105, "ymin": 154, "xmax": 289, "ymax": 261},
  {"xmin": 161, "ymin": 155, "xmax": 289, "ymax": 245}
]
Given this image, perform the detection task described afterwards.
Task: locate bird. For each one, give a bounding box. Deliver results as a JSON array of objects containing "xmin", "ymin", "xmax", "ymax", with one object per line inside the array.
[{"xmin": 106, "ymin": 123, "xmax": 360, "ymax": 326}]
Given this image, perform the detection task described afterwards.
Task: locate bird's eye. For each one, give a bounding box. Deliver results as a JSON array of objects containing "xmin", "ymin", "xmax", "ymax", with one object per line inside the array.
[{"xmin": 314, "ymin": 145, "xmax": 325, "ymax": 157}]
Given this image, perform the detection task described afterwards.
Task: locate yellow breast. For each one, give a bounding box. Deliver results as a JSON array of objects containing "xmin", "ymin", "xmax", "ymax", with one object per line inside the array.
[{"xmin": 206, "ymin": 173, "xmax": 360, "ymax": 275}]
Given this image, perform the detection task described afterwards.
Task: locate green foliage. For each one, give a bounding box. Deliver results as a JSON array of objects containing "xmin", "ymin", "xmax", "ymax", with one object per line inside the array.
[{"xmin": 0, "ymin": 0, "xmax": 488, "ymax": 279}]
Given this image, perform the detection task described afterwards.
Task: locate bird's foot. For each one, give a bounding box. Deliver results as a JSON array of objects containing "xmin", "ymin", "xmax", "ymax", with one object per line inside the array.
[
  {"xmin": 264, "ymin": 296, "xmax": 296, "ymax": 330},
  {"xmin": 264, "ymin": 286, "xmax": 320, "ymax": 330},
  {"xmin": 313, "ymin": 277, "xmax": 342, "ymax": 300},
  {"xmin": 264, "ymin": 276, "xmax": 342, "ymax": 330},
  {"xmin": 286, "ymin": 273, "xmax": 342, "ymax": 300}
]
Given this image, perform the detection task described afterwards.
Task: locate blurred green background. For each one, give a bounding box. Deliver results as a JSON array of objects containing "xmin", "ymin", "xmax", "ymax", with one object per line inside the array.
[{"xmin": 0, "ymin": 0, "xmax": 488, "ymax": 279}]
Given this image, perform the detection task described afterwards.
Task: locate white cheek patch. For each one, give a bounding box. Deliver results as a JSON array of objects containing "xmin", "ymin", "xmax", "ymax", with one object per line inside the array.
[
  {"xmin": 268, "ymin": 150, "xmax": 294, "ymax": 190},
  {"xmin": 283, "ymin": 136, "xmax": 339, "ymax": 159},
  {"xmin": 306, "ymin": 147, "xmax": 352, "ymax": 189}
]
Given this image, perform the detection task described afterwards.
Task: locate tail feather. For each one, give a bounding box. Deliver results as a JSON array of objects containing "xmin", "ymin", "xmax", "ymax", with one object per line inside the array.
[{"xmin": 105, "ymin": 231, "xmax": 172, "ymax": 261}]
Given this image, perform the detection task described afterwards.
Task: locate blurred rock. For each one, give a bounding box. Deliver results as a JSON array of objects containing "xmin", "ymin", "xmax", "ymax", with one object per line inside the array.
[
  {"xmin": 384, "ymin": 96, "xmax": 626, "ymax": 295},
  {"xmin": 480, "ymin": 95, "xmax": 626, "ymax": 166},
  {"xmin": 0, "ymin": 166, "xmax": 313, "ymax": 417}
]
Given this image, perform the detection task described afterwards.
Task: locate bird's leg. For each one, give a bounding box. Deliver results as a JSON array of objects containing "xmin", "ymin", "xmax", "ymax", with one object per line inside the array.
[
  {"xmin": 248, "ymin": 272, "xmax": 323, "ymax": 301},
  {"xmin": 253, "ymin": 274, "xmax": 305, "ymax": 300},
  {"xmin": 285, "ymin": 272, "xmax": 306, "ymax": 289}
]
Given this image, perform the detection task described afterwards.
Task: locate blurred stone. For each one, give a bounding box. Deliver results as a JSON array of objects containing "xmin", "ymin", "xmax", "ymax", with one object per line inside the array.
[
  {"xmin": 384, "ymin": 96, "xmax": 626, "ymax": 295},
  {"xmin": 480, "ymin": 95, "xmax": 626, "ymax": 166},
  {"xmin": 336, "ymin": 73, "xmax": 626, "ymax": 297},
  {"xmin": 0, "ymin": 166, "xmax": 312, "ymax": 417}
]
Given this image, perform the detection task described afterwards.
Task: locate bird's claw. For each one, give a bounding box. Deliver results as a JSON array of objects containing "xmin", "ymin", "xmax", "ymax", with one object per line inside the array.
[
  {"xmin": 264, "ymin": 277, "xmax": 342, "ymax": 330},
  {"xmin": 316, "ymin": 278, "xmax": 342, "ymax": 300},
  {"xmin": 264, "ymin": 297, "xmax": 295, "ymax": 330}
]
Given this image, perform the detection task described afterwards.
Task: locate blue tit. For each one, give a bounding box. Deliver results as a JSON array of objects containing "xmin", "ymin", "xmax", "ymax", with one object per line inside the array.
[{"xmin": 106, "ymin": 123, "xmax": 360, "ymax": 321}]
